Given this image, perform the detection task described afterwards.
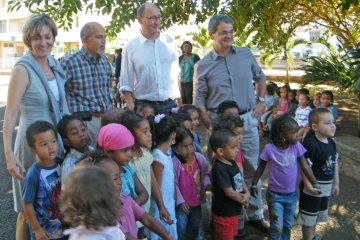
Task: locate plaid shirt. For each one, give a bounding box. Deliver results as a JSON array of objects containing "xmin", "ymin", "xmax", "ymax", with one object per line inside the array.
[{"xmin": 61, "ymin": 47, "xmax": 113, "ymax": 113}]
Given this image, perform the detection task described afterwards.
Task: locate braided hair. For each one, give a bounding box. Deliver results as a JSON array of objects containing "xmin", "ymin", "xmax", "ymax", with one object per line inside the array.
[{"xmin": 270, "ymin": 115, "xmax": 298, "ymax": 146}]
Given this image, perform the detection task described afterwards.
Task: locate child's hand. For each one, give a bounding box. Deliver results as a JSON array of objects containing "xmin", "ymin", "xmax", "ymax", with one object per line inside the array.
[
  {"xmin": 178, "ymin": 202, "xmax": 190, "ymax": 215},
  {"xmin": 205, "ymin": 184, "xmax": 212, "ymax": 191},
  {"xmin": 159, "ymin": 206, "xmax": 173, "ymax": 224},
  {"xmin": 250, "ymin": 186, "xmax": 258, "ymax": 199},
  {"xmin": 239, "ymin": 191, "xmax": 250, "ymax": 208},
  {"xmin": 307, "ymin": 185, "xmax": 322, "ymax": 195},
  {"xmin": 35, "ymin": 228, "xmax": 50, "ymax": 240},
  {"xmin": 332, "ymin": 183, "xmax": 340, "ymax": 197}
]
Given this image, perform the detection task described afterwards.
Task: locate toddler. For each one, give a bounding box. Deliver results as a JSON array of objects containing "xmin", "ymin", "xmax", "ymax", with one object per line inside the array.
[
  {"xmin": 98, "ymin": 123, "xmax": 149, "ymax": 206},
  {"xmin": 137, "ymin": 104, "xmax": 155, "ymax": 117},
  {"xmin": 60, "ymin": 165, "xmax": 125, "ymax": 239},
  {"xmin": 251, "ymin": 116, "xmax": 320, "ymax": 240},
  {"xmin": 267, "ymin": 86, "xmax": 289, "ymax": 130},
  {"xmin": 22, "ymin": 121, "xmax": 65, "ymax": 239},
  {"xmin": 210, "ymin": 128, "xmax": 250, "ymax": 240},
  {"xmin": 317, "ymin": 90, "xmax": 338, "ymax": 122},
  {"xmin": 259, "ymin": 84, "xmax": 277, "ymax": 136},
  {"xmin": 298, "ymin": 108, "xmax": 339, "ymax": 240},
  {"xmin": 310, "ymin": 92, "xmax": 321, "ymax": 109},
  {"xmin": 57, "ymin": 114, "xmax": 92, "ymax": 190},
  {"xmin": 172, "ymin": 127, "xmax": 211, "ymax": 240},
  {"xmin": 178, "ymin": 105, "xmax": 201, "ymax": 153},
  {"xmin": 286, "ymin": 89, "xmax": 298, "ymax": 118}
]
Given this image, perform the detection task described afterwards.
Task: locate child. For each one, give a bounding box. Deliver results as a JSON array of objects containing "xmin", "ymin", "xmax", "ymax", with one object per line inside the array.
[
  {"xmin": 97, "ymin": 123, "xmax": 149, "ymax": 206},
  {"xmin": 61, "ymin": 165, "xmax": 125, "ymax": 239},
  {"xmin": 172, "ymin": 112, "xmax": 193, "ymax": 131},
  {"xmin": 57, "ymin": 114, "xmax": 92, "ymax": 190},
  {"xmin": 210, "ymin": 128, "xmax": 250, "ymax": 240},
  {"xmin": 137, "ymin": 103, "xmax": 155, "ymax": 117},
  {"xmin": 101, "ymin": 108, "xmax": 126, "ymax": 127},
  {"xmin": 251, "ymin": 116, "xmax": 321, "ymax": 240},
  {"xmin": 22, "ymin": 121, "xmax": 65, "ymax": 239},
  {"xmin": 267, "ymin": 86, "xmax": 289, "ymax": 130},
  {"xmin": 310, "ymin": 92, "xmax": 321, "ymax": 109},
  {"xmin": 79, "ymin": 151, "xmax": 175, "ymax": 240},
  {"xmin": 295, "ymin": 93, "xmax": 312, "ymax": 140},
  {"xmin": 212, "ymin": 114, "xmax": 247, "ymax": 237},
  {"xmin": 286, "ymin": 89, "xmax": 298, "ymax": 118},
  {"xmin": 296, "ymin": 88, "xmax": 310, "ymax": 101},
  {"xmin": 147, "ymin": 114, "xmax": 178, "ymax": 239},
  {"xmin": 298, "ymin": 108, "xmax": 339, "ymax": 240},
  {"xmin": 121, "ymin": 112, "xmax": 172, "ymax": 237},
  {"xmin": 217, "ymin": 100, "xmax": 240, "ymax": 116},
  {"xmin": 259, "ymin": 84, "xmax": 277, "ymax": 136},
  {"xmin": 317, "ymin": 90, "xmax": 338, "ymax": 122},
  {"xmin": 172, "ymin": 127, "xmax": 211, "ymax": 240},
  {"xmin": 178, "ymin": 105, "xmax": 201, "ymax": 153}
]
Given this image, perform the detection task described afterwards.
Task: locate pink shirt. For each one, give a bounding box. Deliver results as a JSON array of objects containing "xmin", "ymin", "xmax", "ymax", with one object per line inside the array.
[
  {"xmin": 278, "ymin": 97, "xmax": 288, "ymax": 113},
  {"xmin": 234, "ymin": 147, "xmax": 244, "ymax": 171},
  {"xmin": 178, "ymin": 158, "xmax": 201, "ymax": 207},
  {"xmin": 118, "ymin": 193, "xmax": 145, "ymax": 238}
]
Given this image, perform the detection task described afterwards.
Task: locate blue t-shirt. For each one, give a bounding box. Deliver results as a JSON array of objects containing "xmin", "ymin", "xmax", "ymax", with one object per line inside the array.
[
  {"xmin": 22, "ymin": 162, "xmax": 64, "ymax": 238},
  {"xmin": 121, "ymin": 165, "xmax": 136, "ymax": 200},
  {"xmin": 317, "ymin": 104, "xmax": 338, "ymax": 122}
]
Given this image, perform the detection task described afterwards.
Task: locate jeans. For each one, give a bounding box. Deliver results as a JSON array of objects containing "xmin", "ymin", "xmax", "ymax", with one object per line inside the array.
[
  {"xmin": 135, "ymin": 99, "xmax": 178, "ymax": 115},
  {"xmin": 266, "ymin": 189, "xmax": 297, "ymax": 240},
  {"xmin": 176, "ymin": 205, "xmax": 203, "ymax": 240}
]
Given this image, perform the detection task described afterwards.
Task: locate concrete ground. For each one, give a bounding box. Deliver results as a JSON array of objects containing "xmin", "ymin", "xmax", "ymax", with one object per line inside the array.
[{"xmin": 0, "ymin": 74, "xmax": 359, "ymax": 239}]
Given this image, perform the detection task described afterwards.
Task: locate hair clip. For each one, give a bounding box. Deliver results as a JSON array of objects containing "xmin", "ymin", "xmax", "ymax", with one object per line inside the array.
[{"xmin": 154, "ymin": 114, "xmax": 165, "ymax": 123}]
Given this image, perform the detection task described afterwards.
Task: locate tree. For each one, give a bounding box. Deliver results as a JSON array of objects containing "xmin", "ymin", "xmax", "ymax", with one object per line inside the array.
[{"xmin": 186, "ymin": 26, "xmax": 212, "ymax": 56}]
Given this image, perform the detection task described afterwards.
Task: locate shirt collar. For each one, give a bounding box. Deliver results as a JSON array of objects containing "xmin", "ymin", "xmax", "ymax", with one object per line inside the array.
[
  {"xmin": 210, "ymin": 45, "xmax": 237, "ymax": 60},
  {"xmin": 138, "ymin": 31, "xmax": 162, "ymax": 45},
  {"xmin": 80, "ymin": 46, "xmax": 100, "ymax": 64}
]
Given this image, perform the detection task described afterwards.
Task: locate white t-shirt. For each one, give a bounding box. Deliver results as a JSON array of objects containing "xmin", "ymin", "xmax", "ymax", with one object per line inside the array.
[
  {"xmin": 48, "ymin": 77, "xmax": 60, "ymax": 102},
  {"xmin": 64, "ymin": 225, "xmax": 125, "ymax": 240}
]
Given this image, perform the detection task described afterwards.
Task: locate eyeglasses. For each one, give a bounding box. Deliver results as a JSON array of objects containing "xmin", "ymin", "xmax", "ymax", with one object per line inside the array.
[
  {"xmin": 142, "ymin": 15, "xmax": 162, "ymax": 21},
  {"xmin": 217, "ymin": 30, "xmax": 234, "ymax": 36}
]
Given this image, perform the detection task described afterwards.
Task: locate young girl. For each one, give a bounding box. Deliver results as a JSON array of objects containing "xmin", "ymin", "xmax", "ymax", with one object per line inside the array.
[
  {"xmin": 178, "ymin": 105, "xmax": 201, "ymax": 153},
  {"xmin": 286, "ymin": 90, "xmax": 298, "ymax": 118},
  {"xmin": 79, "ymin": 151, "xmax": 175, "ymax": 240},
  {"xmin": 259, "ymin": 84, "xmax": 277, "ymax": 136},
  {"xmin": 121, "ymin": 112, "xmax": 172, "ymax": 237},
  {"xmin": 172, "ymin": 127, "xmax": 211, "ymax": 240},
  {"xmin": 310, "ymin": 92, "xmax": 321, "ymax": 109},
  {"xmin": 97, "ymin": 123, "xmax": 149, "ymax": 206},
  {"xmin": 317, "ymin": 90, "xmax": 338, "ymax": 122},
  {"xmin": 267, "ymin": 86, "xmax": 289, "ymax": 130},
  {"xmin": 57, "ymin": 114, "xmax": 92, "ymax": 190},
  {"xmin": 60, "ymin": 165, "xmax": 125, "ymax": 240},
  {"xmin": 137, "ymin": 104, "xmax": 155, "ymax": 117},
  {"xmin": 147, "ymin": 114, "xmax": 178, "ymax": 239},
  {"xmin": 295, "ymin": 93, "xmax": 312, "ymax": 140},
  {"xmin": 251, "ymin": 116, "xmax": 321, "ymax": 240}
]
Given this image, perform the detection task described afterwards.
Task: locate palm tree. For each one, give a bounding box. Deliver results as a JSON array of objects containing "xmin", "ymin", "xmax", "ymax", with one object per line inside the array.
[
  {"xmin": 260, "ymin": 38, "xmax": 311, "ymax": 83},
  {"xmin": 187, "ymin": 26, "xmax": 212, "ymax": 56}
]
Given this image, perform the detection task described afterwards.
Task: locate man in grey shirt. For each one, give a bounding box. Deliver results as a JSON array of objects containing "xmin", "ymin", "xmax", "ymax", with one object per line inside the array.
[{"xmin": 193, "ymin": 14, "xmax": 268, "ymax": 234}]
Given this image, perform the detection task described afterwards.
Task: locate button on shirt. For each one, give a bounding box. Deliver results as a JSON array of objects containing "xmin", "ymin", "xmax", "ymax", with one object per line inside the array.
[
  {"xmin": 119, "ymin": 32, "xmax": 180, "ymax": 101},
  {"xmin": 193, "ymin": 46, "xmax": 266, "ymax": 112},
  {"xmin": 61, "ymin": 47, "xmax": 113, "ymax": 113}
]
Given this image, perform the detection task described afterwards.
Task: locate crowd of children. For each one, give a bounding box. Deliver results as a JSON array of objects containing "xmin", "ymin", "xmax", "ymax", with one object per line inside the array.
[{"xmin": 20, "ymin": 90, "xmax": 339, "ymax": 240}]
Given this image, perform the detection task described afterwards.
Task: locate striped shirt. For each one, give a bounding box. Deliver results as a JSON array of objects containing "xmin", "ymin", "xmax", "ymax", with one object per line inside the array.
[{"xmin": 61, "ymin": 47, "xmax": 113, "ymax": 113}]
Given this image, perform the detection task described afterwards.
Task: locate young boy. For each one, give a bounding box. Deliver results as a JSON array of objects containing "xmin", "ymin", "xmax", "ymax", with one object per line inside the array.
[
  {"xmin": 22, "ymin": 121, "xmax": 65, "ymax": 239},
  {"xmin": 212, "ymin": 115, "xmax": 247, "ymax": 236},
  {"xmin": 210, "ymin": 128, "xmax": 250, "ymax": 240},
  {"xmin": 298, "ymin": 108, "xmax": 340, "ymax": 240}
]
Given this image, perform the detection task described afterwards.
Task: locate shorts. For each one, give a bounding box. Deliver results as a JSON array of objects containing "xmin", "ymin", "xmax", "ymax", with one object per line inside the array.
[
  {"xmin": 297, "ymin": 180, "xmax": 333, "ymax": 226},
  {"xmin": 212, "ymin": 213, "xmax": 238, "ymax": 240}
]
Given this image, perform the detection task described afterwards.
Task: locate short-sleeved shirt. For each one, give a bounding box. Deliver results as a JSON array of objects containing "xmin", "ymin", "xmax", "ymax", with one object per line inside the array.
[
  {"xmin": 120, "ymin": 165, "xmax": 136, "ymax": 200},
  {"xmin": 193, "ymin": 46, "xmax": 266, "ymax": 112},
  {"xmin": 278, "ymin": 97, "xmax": 288, "ymax": 113},
  {"xmin": 118, "ymin": 193, "xmax": 146, "ymax": 237},
  {"xmin": 303, "ymin": 135, "xmax": 337, "ymax": 181},
  {"xmin": 260, "ymin": 142, "xmax": 306, "ymax": 193},
  {"xmin": 211, "ymin": 159, "xmax": 243, "ymax": 217},
  {"xmin": 179, "ymin": 157, "xmax": 201, "ymax": 207},
  {"xmin": 317, "ymin": 104, "xmax": 338, "ymax": 122},
  {"xmin": 61, "ymin": 47, "xmax": 113, "ymax": 113},
  {"xmin": 22, "ymin": 162, "xmax": 64, "ymax": 238},
  {"xmin": 179, "ymin": 54, "xmax": 200, "ymax": 83},
  {"xmin": 295, "ymin": 106, "xmax": 312, "ymax": 127},
  {"xmin": 265, "ymin": 95, "xmax": 277, "ymax": 108}
]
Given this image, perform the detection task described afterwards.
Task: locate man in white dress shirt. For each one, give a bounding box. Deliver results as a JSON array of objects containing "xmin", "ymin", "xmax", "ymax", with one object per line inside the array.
[{"xmin": 119, "ymin": 3, "xmax": 180, "ymax": 114}]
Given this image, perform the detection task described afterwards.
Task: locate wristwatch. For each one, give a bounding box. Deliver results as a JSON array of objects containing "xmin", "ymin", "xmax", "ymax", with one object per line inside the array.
[{"xmin": 257, "ymin": 96, "xmax": 265, "ymax": 102}]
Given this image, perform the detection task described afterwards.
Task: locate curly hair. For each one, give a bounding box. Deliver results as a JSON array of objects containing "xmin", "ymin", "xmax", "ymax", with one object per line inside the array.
[
  {"xmin": 217, "ymin": 100, "xmax": 240, "ymax": 115},
  {"xmin": 270, "ymin": 115, "xmax": 298, "ymax": 145},
  {"xmin": 178, "ymin": 104, "xmax": 201, "ymax": 117},
  {"xmin": 212, "ymin": 114, "xmax": 244, "ymax": 132},
  {"xmin": 78, "ymin": 150, "xmax": 113, "ymax": 166},
  {"xmin": 60, "ymin": 165, "xmax": 120, "ymax": 230},
  {"xmin": 147, "ymin": 115, "xmax": 177, "ymax": 149}
]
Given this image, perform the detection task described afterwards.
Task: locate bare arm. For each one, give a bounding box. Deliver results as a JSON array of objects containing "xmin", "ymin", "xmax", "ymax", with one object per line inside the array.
[
  {"xmin": 332, "ymin": 160, "xmax": 340, "ymax": 196},
  {"xmin": 239, "ymin": 178, "xmax": 250, "ymax": 207},
  {"xmin": 251, "ymin": 159, "xmax": 267, "ymax": 198},
  {"xmin": 133, "ymin": 173, "xmax": 149, "ymax": 206},
  {"xmin": 252, "ymin": 81, "xmax": 266, "ymax": 118},
  {"xmin": 197, "ymin": 105, "xmax": 212, "ymax": 131},
  {"xmin": 124, "ymin": 232, "xmax": 139, "ymax": 240},
  {"xmin": 4, "ymin": 65, "xmax": 28, "ymax": 180},
  {"xmin": 23, "ymin": 202, "xmax": 49, "ymax": 240},
  {"xmin": 122, "ymin": 91, "xmax": 135, "ymax": 111},
  {"xmin": 140, "ymin": 213, "xmax": 175, "ymax": 240},
  {"xmin": 223, "ymin": 187, "xmax": 244, "ymax": 204}
]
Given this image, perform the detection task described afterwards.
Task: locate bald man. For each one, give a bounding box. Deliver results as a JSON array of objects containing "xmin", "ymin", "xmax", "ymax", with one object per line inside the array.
[
  {"xmin": 120, "ymin": 3, "xmax": 180, "ymax": 114},
  {"xmin": 61, "ymin": 22, "xmax": 113, "ymax": 147}
]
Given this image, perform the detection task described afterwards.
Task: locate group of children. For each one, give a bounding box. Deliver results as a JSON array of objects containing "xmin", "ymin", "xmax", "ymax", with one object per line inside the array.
[
  {"xmin": 21, "ymin": 94, "xmax": 340, "ymax": 240},
  {"xmin": 258, "ymin": 82, "xmax": 339, "ymax": 142}
]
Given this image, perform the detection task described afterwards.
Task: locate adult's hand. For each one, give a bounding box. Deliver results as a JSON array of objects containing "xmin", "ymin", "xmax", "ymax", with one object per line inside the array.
[
  {"xmin": 252, "ymin": 102, "xmax": 265, "ymax": 119},
  {"xmin": 6, "ymin": 153, "xmax": 25, "ymax": 180}
]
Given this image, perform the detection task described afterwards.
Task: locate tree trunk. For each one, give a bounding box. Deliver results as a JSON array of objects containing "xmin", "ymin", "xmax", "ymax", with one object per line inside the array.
[
  {"xmin": 284, "ymin": 46, "xmax": 290, "ymax": 84},
  {"xmin": 358, "ymin": 94, "xmax": 360, "ymax": 138}
]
